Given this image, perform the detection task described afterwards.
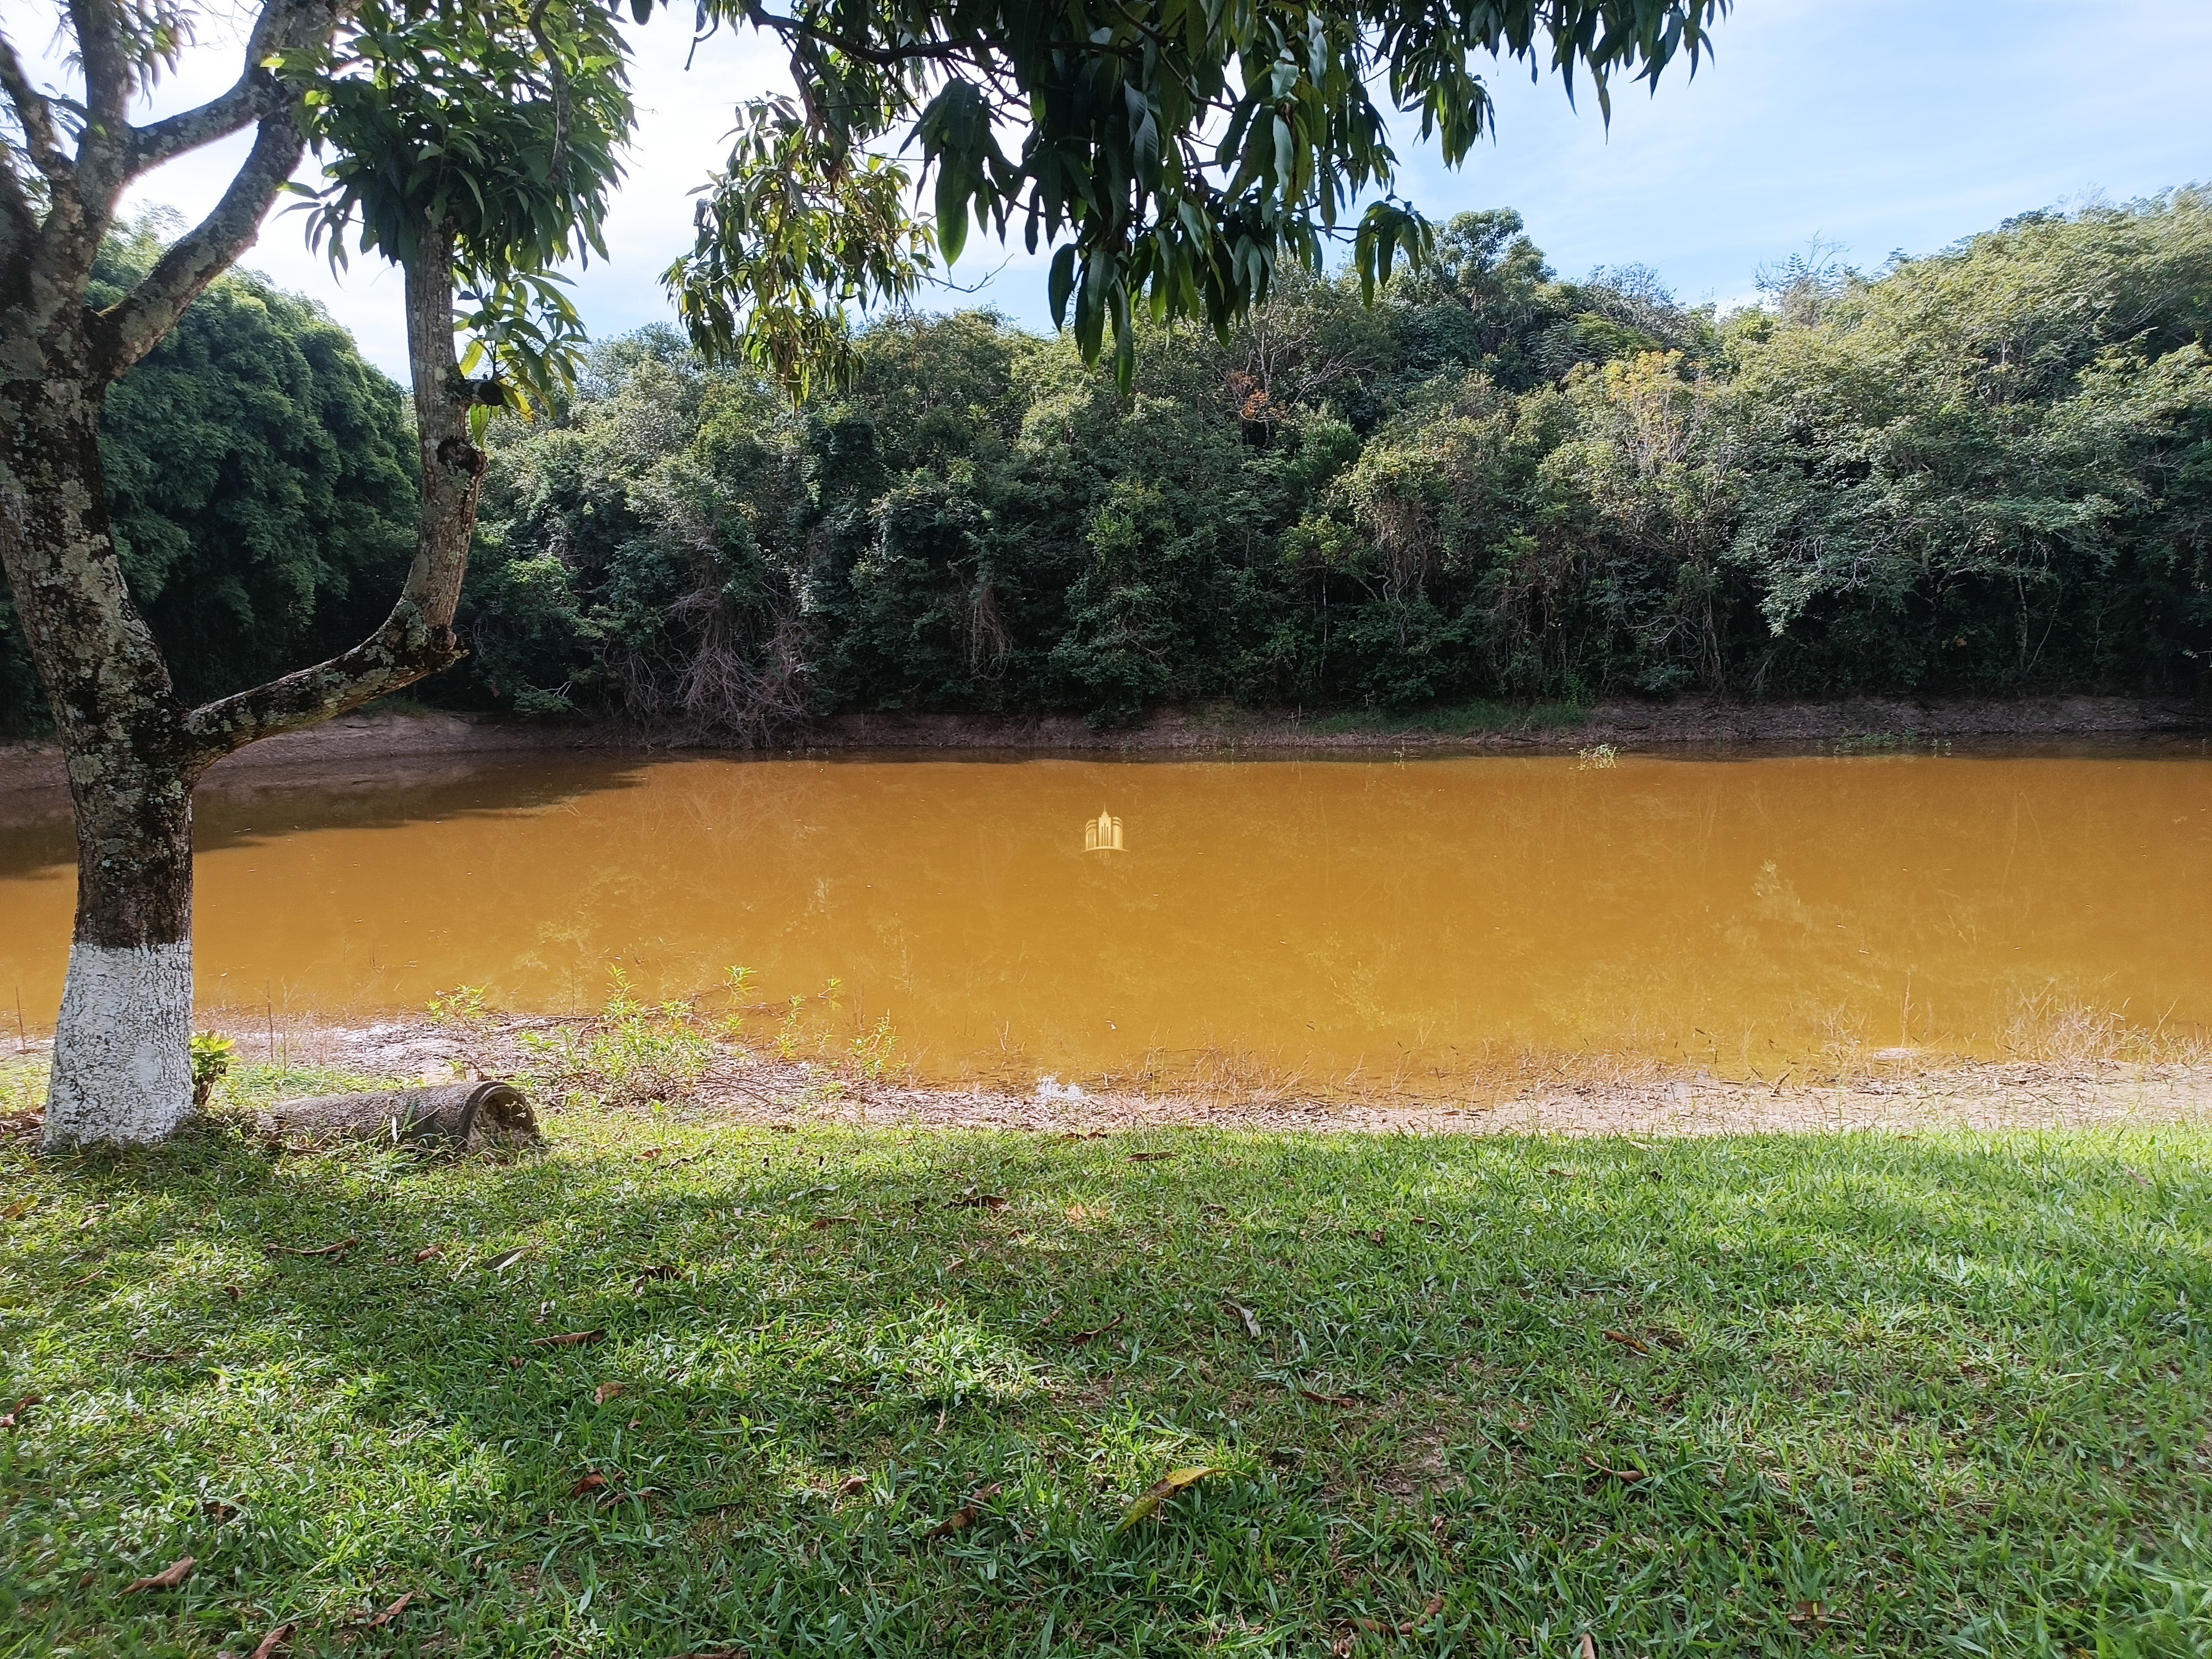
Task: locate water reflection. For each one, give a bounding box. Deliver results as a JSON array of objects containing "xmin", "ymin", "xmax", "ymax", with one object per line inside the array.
[{"xmin": 1, "ymin": 747, "xmax": 2207, "ymax": 1092}]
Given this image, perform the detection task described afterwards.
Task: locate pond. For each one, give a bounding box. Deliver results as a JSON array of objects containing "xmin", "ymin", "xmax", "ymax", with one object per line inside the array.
[{"xmin": 2, "ymin": 746, "xmax": 2208, "ymax": 1093}]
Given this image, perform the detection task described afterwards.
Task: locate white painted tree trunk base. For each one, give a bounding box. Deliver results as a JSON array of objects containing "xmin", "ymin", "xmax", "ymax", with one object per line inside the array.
[{"xmin": 42, "ymin": 941, "xmax": 194, "ymax": 1148}]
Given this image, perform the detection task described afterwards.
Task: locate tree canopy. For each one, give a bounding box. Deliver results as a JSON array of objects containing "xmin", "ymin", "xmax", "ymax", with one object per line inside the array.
[
  {"xmin": 669, "ymin": 0, "xmax": 1729, "ymax": 389},
  {"xmin": 446, "ymin": 190, "xmax": 2212, "ymax": 729}
]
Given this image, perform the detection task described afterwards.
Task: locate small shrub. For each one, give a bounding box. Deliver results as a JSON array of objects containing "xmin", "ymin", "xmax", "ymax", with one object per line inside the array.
[
  {"xmin": 520, "ymin": 971, "xmax": 713, "ymax": 1109},
  {"xmin": 849, "ymin": 1013, "xmax": 900, "ymax": 1081},
  {"xmin": 428, "ymin": 984, "xmax": 493, "ymax": 1034},
  {"xmin": 189, "ymin": 1032, "xmax": 236, "ymax": 1110}
]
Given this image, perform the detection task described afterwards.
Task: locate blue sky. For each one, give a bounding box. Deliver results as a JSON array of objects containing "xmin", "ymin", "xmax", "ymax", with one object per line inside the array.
[{"xmin": 90, "ymin": 0, "xmax": 2212, "ymax": 376}]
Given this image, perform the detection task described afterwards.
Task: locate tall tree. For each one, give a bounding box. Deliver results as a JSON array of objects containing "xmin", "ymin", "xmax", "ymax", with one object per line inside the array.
[{"xmin": 1, "ymin": 0, "xmax": 1728, "ymax": 1147}]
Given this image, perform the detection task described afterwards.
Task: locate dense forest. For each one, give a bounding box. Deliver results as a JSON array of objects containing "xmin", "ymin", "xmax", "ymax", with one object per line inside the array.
[{"xmin": 6, "ymin": 192, "xmax": 2209, "ymax": 735}]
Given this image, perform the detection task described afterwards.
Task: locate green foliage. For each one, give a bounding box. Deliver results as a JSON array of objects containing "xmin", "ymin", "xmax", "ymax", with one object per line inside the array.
[
  {"xmin": 6, "ymin": 1113, "xmax": 2212, "ymax": 1652},
  {"xmin": 665, "ymin": 96, "xmax": 935, "ymax": 397},
  {"xmin": 685, "ymin": 1, "xmax": 1730, "ymax": 387},
  {"xmin": 1, "ymin": 221, "xmax": 420, "ymax": 729},
  {"xmin": 299, "ymin": 0, "xmax": 638, "ymax": 416},
  {"xmin": 459, "ymin": 192, "xmax": 2212, "ymax": 727},
  {"xmin": 187, "ymin": 1032, "xmax": 236, "ymax": 1111},
  {"xmin": 518, "ymin": 971, "xmax": 713, "ymax": 1109},
  {"xmin": 18, "ymin": 192, "xmax": 2207, "ymax": 738}
]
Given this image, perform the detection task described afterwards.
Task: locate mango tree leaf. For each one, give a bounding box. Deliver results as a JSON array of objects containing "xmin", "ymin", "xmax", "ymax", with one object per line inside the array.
[{"xmin": 1113, "ymin": 1465, "xmax": 1219, "ymax": 1535}]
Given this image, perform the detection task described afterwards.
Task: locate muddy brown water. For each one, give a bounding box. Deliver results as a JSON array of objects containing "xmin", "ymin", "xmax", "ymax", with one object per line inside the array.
[{"xmin": 1, "ymin": 748, "xmax": 2208, "ymax": 1093}]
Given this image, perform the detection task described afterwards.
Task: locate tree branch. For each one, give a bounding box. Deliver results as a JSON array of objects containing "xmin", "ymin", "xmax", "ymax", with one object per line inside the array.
[
  {"xmin": 0, "ymin": 30, "xmax": 71, "ymax": 180},
  {"xmin": 91, "ymin": 106, "xmax": 306, "ymax": 383},
  {"xmin": 184, "ymin": 224, "xmax": 488, "ymax": 767},
  {"xmin": 128, "ymin": 71, "xmax": 278, "ymax": 176},
  {"xmin": 129, "ymin": 0, "xmax": 347, "ymax": 176},
  {"xmin": 67, "ymin": 0, "xmax": 132, "ymax": 139}
]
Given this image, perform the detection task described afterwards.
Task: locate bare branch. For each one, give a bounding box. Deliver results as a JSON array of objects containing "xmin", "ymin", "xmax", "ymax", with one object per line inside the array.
[
  {"xmin": 129, "ymin": 0, "xmax": 346, "ymax": 177},
  {"xmin": 128, "ymin": 72, "xmax": 276, "ymax": 176},
  {"xmin": 184, "ymin": 225, "xmax": 488, "ymax": 766},
  {"xmin": 0, "ymin": 30, "xmax": 71, "ymax": 180},
  {"xmin": 180, "ymin": 605, "xmax": 469, "ymax": 769},
  {"xmin": 742, "ymin": 5, "xmax": 977, "ymax": 69},
  {"xmin": 92, "ymin": 106, "xmax": 306, "ymax": 382}
]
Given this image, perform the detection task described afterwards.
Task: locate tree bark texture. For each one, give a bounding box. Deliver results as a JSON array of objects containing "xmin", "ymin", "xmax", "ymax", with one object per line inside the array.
[
  {"xmin": 258, "ymin": 1080, "xmax": 542, "ymax": 1150},
  {"xmin": 2, "ymin": 4, "xmax": 487, "ymax": 1146},
  {"xmin": 0, "ymin": 328, "xmax": 201, "ymax": 1145}
]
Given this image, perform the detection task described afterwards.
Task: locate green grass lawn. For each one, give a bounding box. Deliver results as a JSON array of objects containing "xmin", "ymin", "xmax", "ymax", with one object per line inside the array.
[{"xmin": 4, "ymin": 1067, "xmax": 2210, "ymax": 1657}]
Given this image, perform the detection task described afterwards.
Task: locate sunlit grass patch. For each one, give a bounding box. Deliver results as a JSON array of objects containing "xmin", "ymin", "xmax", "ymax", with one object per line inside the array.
[{"xmin": 3, "ymin": 1113, "xmax": 2210, "ymax": 1656}]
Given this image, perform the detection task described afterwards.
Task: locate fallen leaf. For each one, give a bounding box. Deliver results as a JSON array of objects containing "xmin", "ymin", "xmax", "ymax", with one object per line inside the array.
[
  {"xmin": 2, "ymin": 1197, "xmax": 36, "ymax": 1220},
  {"xmin": 1787, "ymin": 1599, "xmax": 1840, "ymax": 1629},
  {"xmin": 570, "ymin": 1472, "xmax": 609, "ymax": 1499},
  {"xmin": 1063, "ymin": 1312, "xmax": 1125, "ymax": 1344},
  {"xmin": 1367, "ymin": 1228, "xmax": 1385, "ymax": 1245},
  {"xmin": 836, "ymin": 1474, "xmax": 869, "ymax": 1496},
  {"xmin": 1545, "ymin": 1166, "xmax": 1577, "ymax": 1179},
  {"xmin": 1603, "ymin": 1331, "xmax": 1651, "ymax": 1355},
  {"xmin": 0, "ymin": 1394, "xmax": 38, "ymax": 1430},
  {"xmin": 809, "ymin": 1215, "xmax": 858, "ymax": 1229},
  {"xmin": 1579, "ymin": 1635, "xmax": 1598, "ymax": 1659},
  {"xmin": 489, "ymin": 1247, "xmax": 529, "ymax": 1272},
  {"xmin": 412, "ymin": 1245, "xmax": 444, "ymax": 1262},
  {"xmin": 1581, "ymin": 1455, "xmax": 1647, "ymax": 1484},
  {"xmin": 1350, "ymin": 1600, "xmax": 1443, "ymax": 1637},
  {"xmin": 947, "ymin": 1190, "xmax": 1010, "ymax": 1211},
  {"xmin": 674, "ymin": 1649, "xmax": 747, "ymax": 1659},
  {"xmin": 1298, "ymin": 1386, "xmax": 1358, "ymax": 1408},
  {"xmin": 222, "ymin": 1284, "xmax": 243, "ymax": 1299},
  {"xmin": 1225, "ymin": 1301, "xmax": 1264, "ymax": 1339},
  {"xmin": 531, "ymin": 1330, "xmax": 606, "ymax": 1349},
  {"xmin": 2125, "ymin": 1166, "xmax": 2154, "ymax": 1188},
  {"xmin": 1409, "ymin": 1215, "xmax": 1442, "ymax": 1228},
  {"xmin": 123, "ymin": 1556, "xmax": 195, "ymax": 1593},
  {"xmin": 1126, "ymin": 1151, "xmax": 1175, "ymax": 1162},
  {"xmin": 247, "ymin": 1622, "xmax": 294, "ymax": 1659},
  {"xmin": 263, "ymin": 1237, "xmax": 359, "ymax": 1259},
  {"xmin": 1058, "ymin": 1130, "xmax": 1109, "ymax": 1141},
  {"xmin": 923, "ymin": 1481, "xmax": 1004, "ymax": 1540},
  {"xmin": 1113, "ymin": 1466, "xmax": 1218, "ymax": 1535},
  {"xmin": 594, "ymin": 1382, "xmax": 626, "ymax": 1406},
  {"xmin": 366, "ymin": 1590, "xmax": 414, "ymax": 1629}
]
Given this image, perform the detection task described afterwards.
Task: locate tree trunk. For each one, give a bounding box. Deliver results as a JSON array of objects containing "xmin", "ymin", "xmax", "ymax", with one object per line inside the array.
[
  {"xmin": 0, "ymin": 5, "xmax": 459, "ymax": 1151},
  {"xmin": 2, "ymin": 228, "xmax": 488, "ymax": 1149},
  {"xmin": 0, "ymin": 359, "xmax": 199, "ymax": 1147}
]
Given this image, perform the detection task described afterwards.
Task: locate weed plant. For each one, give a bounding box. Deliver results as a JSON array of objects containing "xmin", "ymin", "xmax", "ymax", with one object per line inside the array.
[{"xmin": 519, "ymin": 972, "xmax": 714, "ymax": 1111}]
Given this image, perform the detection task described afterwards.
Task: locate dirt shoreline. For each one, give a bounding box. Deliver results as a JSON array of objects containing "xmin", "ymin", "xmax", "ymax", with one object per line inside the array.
[
  {"xmin": 8, "ymin": 1017, "xmax": 2195, "ymax": 1140},
  {"xmin": 3, "ymin": 692, "xmax": 2208, "ymax": 797}
]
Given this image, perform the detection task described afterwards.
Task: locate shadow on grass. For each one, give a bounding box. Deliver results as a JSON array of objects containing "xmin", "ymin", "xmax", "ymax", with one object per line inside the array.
[{"xmin": 3, "ymin": 1112, "xmax": 2210, "ymax": 1657}]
